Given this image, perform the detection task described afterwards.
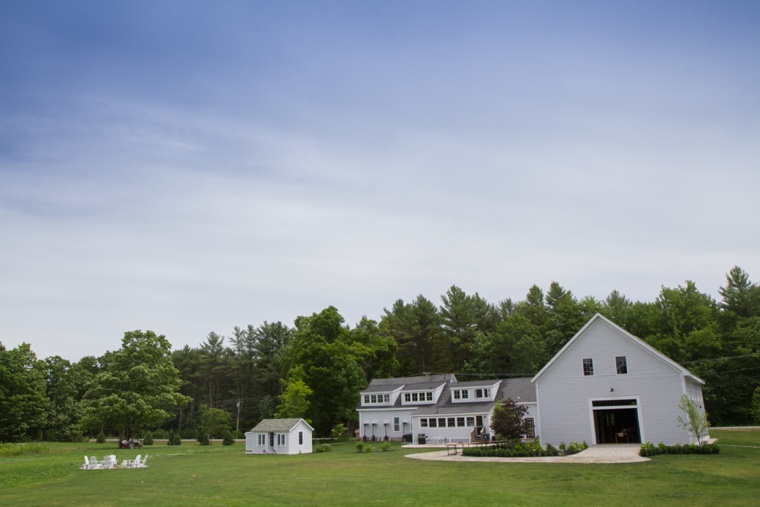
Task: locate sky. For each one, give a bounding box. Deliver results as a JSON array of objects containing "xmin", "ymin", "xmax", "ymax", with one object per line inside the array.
[{"xmin": 1, "ymin": 1, "xmax": 759, "ymax": 362}]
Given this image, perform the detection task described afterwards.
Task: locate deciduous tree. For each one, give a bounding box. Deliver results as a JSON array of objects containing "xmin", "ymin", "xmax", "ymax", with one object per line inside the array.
[{"xmin": 82, "ymin": 330, "xmax": 189, "ymax": 441}]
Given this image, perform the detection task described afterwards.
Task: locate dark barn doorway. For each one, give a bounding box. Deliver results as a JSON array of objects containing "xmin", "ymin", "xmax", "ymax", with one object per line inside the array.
[{"xmin": 593, "ymin": 407, "xmax": 641, "ymax": 444}]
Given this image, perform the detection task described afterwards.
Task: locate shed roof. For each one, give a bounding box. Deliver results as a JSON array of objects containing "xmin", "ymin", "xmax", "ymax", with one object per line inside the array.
[{"xmin": 248, "ymin": 418, "xmax": 313, "ymax": 433}]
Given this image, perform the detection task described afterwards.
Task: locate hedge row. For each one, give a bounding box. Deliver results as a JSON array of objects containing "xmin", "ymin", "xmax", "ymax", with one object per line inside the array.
[
  {"xmin": 639, "ymin": 442, "xmax": 719, "ymax": 456},
  {"xmin": 462, "ymin": 440, "xmax": 588, "ymax": 458}
]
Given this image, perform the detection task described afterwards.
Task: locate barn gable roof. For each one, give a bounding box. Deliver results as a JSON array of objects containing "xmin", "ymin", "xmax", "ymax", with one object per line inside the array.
[{"xmin": 531, "ymin": 313, "xmax": 704, "ymax": 385}]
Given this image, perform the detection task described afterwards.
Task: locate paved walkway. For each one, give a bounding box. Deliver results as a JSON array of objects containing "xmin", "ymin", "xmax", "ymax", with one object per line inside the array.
[{"xmin": 405, "ymin": 444, "xmax": 648, "ymax": 464}]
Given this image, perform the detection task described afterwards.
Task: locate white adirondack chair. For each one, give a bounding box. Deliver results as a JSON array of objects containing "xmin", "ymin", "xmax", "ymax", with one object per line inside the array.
[
  {"xmin": 128, "ymin": 454, "xmax": 142, "ymax": 468},
  {"xmin": 87, "ymin": 456, "xmax": 102, "ymax": 470},
  {"xmin": 134, "ymin": 455, "xmax": 148, "ymax": 468},
  {"xmin": 80, "ymin": 456, "xmax": 90, "ymax": 470},
  {"xmin": 101, "ymin": 455, "xmax": 117, "ymax": 469}
]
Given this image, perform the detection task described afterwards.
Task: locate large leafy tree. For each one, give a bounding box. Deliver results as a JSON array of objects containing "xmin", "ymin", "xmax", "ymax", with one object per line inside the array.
[
  {"xmin": 285, "ymin": 307, "xmax": 367, "ymax": 436},
  {"xmin": 82, "ymin": 330, "xmax": 190, "ymax": 440},
  {"xmin": 0, "ymin": 342, "xmax": 49, "ymax": 442}
]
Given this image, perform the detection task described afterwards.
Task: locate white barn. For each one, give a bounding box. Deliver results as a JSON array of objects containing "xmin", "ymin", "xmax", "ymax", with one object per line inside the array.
[
  {"xmin": 532, "ymin": 314, "xmax": 707, "ymax": 446},
  {"xmin": 245, "ymin": 418, "xmax": 313, "ymax": 455}
]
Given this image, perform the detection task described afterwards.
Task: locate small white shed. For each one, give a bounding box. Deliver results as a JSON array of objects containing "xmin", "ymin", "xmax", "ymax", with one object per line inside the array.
[{"xmin": 245, "ymin": 418, "xmax": 313, "ymax": 455}]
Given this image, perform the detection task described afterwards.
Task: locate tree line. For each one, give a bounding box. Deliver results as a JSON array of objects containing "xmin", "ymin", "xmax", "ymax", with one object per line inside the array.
[{"xmin": 1, "ymin": 266, "xmax": 759, "ymax": 442}]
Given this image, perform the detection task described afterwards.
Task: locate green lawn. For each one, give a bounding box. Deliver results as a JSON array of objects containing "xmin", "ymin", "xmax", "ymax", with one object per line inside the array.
[{"xmin": 1, "ymin": 429, "xmax": 758, "ymax": 506}]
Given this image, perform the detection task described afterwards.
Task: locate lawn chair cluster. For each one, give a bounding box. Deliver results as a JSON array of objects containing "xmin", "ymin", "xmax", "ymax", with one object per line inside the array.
[{"xmin": 80, "ymin": 454, "xmax": 148, "ymax": 470}]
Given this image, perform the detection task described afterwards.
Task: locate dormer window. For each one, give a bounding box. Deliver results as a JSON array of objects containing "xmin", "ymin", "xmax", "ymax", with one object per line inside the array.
[
  {"xmin": 453, "ymin": 390, "xmax": 460, "ymax": 400},
  {"xmin": 363, "ymin": 393, "xmax": 390, "ymax": 405},
  {"xmin": 475, "ymin": 388, "xmax": 490, "ymax": 399}
]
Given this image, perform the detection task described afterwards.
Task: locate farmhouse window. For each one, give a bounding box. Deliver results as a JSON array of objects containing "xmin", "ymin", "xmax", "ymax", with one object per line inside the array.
[
  {"xmin": 426, "ymin": 392, "xmax": 433, "ymax": 401},
  {"xmin": 453, "ymin": 390, "xmax": 461, "ymax": 400},
  {"xmin": 457, "ymin": 417, "xmax": 465, "ymax": 427},
  {"xmin": 524, "ymin": 418, "xmax": 535, "ymax": 438},
  {"xmin": 394, "ymin": 417, "xmax": 400, "ymax": 432},
  {"xmin": 420, "ymin": 419, "xmax": 428, "ymax": 428},
  {"xmin": 583, "ymin": 358, "xmax": 594, "ymax": 376},
  {"xmin": 616, "ymin": 356, "xmax": 628, "ymax": 375}
]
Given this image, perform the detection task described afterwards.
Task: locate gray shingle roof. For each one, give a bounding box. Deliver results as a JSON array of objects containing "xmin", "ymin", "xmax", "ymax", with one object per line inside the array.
[{"xmin": 249, "ymin": 418, "xmax": 311, "ymax": 433}]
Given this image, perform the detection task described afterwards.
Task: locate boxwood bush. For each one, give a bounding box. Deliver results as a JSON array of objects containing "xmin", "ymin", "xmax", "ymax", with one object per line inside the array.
[
  {"xmin": 462, "ymin": 439, "xmax": 586, "ymax": 458},
  {"xmin": 639, "ymin": 441, "xmax": 719, "ymax": 456}
]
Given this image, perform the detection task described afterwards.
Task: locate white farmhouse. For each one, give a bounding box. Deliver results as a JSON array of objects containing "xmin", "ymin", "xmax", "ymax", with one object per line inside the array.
[
  {"xmin": 245, "ymin": 418, "xmax": 313, "ymax": 455},
  {"xmin": 356, "ymin": 375, "xmax": 537, "ymax": 444},
  {"xmin": 356, "ymin": 314, "xmax": 707, "ymax": 446}
]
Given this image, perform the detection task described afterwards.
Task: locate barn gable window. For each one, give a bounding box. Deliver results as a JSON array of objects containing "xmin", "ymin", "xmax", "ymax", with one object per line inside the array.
[
  {"xmin": 583, "ymin": 358, "xmax": 594, "ymax": 376},
  {"xmin": 616, "ymin": 356, "xmax": 628, "ymax": 375}
]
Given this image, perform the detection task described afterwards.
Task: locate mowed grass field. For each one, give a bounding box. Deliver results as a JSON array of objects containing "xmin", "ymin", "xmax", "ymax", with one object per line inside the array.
[{"xmin": 1, "ymin": 429, "xmax": 759, "ymax": 507}]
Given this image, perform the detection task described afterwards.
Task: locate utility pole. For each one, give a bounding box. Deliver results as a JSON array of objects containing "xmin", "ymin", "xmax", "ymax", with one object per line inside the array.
[{"xmin": 236, "ymin": 398, "xmax": 241, "ymax": 433}]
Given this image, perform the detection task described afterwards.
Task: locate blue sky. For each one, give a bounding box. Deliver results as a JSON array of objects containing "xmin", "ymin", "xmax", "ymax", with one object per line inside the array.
[{"xmin": 1, "ymin": 1, "xmax": 759, "ymax": 361}]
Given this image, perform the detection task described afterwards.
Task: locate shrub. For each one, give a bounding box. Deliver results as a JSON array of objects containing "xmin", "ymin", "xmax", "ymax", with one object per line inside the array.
[
  {"xmin": 316, "ymin": 444, "xmax": 332, "ymax": 453},
  {"xmin": 143, "ymin": 431, "xmax": 154, "ymax": 445},
  {"xmin": 152, "ymin": 428, "xmax": 168, "ymax": 439},
  {"xmin": 381, "ymin": 441, "xmax": 391, "ymax": 452},
  {"xmin": 355, "ymin": 441, "xmax": 364, "ymax": 453},
  {"xmin": 199, "ymin": 433, "xmax": 210, "ymax": 446},
  {"xmin": 169, "ymin": 431, "xmax": 182, "ymax": 446},
  {"xmin": 558, "ymin": 442, "xmax": 566, "ymax": 452},
  {"xmin": 639, "ymin": 441, "xmax": 720, "ymax": 456},
  {"xmin": 332, "ymin": 423, "xmax": 347, "ymax": 441},
  {"xmin": 545, "ymin": 443, "xmax": 559, "ymax": 456},
  {"xmin": 96, "ymin": 431, "xmax": 106, "ymax": 444},
  {"xmin": 222, "ymin": 430, "xmax": 235, "ymax": 446}
]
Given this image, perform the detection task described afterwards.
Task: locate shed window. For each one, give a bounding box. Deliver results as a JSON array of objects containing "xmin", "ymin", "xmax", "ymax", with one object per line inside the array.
[
  {"xmin": 616, "ymin": 356, "xmax": 628, "ymax": 375},
  {"xmin": 583, "ymin": 358, "xmax": 594, "ymax": 376},
  {"xmin": 299, "ymin": 431, "xmax": 303, "ymax": 445}
]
